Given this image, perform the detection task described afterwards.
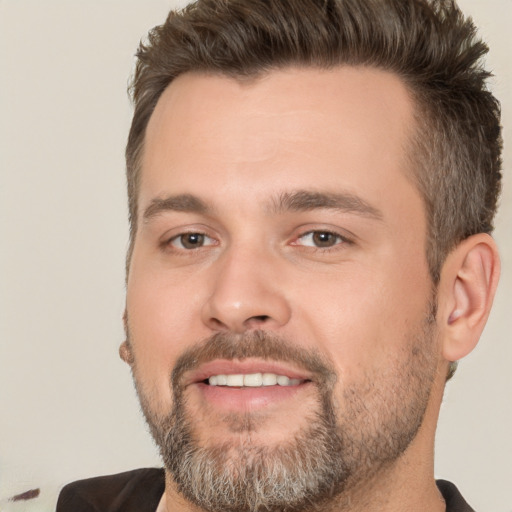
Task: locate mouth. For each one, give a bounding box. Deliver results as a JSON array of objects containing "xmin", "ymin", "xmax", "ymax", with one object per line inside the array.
[
  {"xmin": 207, "ymin": 372, "xmax": 305, "ymax": 387},
  {"xmin": 185, "ymin": 359, "xmax": 315, "ymax": 411},
  {"xmin": 186, "ymin": 358, "xmax": 314, "ymax": 386}
]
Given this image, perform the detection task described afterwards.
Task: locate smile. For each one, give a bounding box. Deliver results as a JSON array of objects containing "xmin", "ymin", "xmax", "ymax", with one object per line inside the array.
[
  {"xmin": 183, "ymin": 359, "xmax": 315, "ymax": 411},
  {"xmin": 184, "ymin": 358, "xmax": 314, "ymax": 387},
  {"xmin": 207, "ymin": 373, "xmax": 305, "ymax": 387}
]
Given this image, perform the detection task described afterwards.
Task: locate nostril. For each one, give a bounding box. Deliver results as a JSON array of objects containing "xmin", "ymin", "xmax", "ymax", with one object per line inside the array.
[
  {"xmin": 245, "ymin": 315, "xmax": 271, "ymax": 325},
  {"xmin": 209, "ymin": 318, "xmax": 227, "ymax": 330}
]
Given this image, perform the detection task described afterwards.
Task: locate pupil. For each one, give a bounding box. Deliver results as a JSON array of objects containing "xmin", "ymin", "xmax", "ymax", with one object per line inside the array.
[
  {"xmin": 182, "ymin": 233, "xmax": 204, "ymax": 248},
  {"xmin": 313, "ymin": 232, "xmax": 335, "ymax": 247}
]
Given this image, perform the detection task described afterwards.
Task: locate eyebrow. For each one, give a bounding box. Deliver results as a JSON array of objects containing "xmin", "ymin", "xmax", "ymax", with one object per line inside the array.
[
  {"xmin": 143, "ymin": 194, "xmax": 211, "ymax": 221},
  {"xmin": 269, "ymin": 190, "xmax": 383, "ymax": 220},
  {"xmin": 142, "ymin": 190, "xmax": 383, "ymax": 222}
]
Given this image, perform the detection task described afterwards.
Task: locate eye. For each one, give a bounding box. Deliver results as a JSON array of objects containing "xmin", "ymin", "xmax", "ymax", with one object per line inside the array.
[
  {"xmin": 169, "ymin": 232, "xmax": 216, "ymax": 250},
  {"xmin": 296, "ymin": 231, "xmax": 346, "ymax": 248}
]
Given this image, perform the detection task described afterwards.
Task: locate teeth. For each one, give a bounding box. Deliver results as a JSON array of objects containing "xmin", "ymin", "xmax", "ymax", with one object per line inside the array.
[
  {"xmin": 208, "ymin": 373, "xmax": 303, "ymax": 387},
  {"xmin": 262, "ymin": 373, "xmax": 277, "ymax": 386},
  {"xmin": 226, "ymin": 374, "xmax": 244, "ymax": 387},
  {"xmin": 244, "ymin": 373, "xmax": 263, "ymax": 387},
  {"xmin": 277, "ymin": 375, "xmax": 290, "ymax": 386}
]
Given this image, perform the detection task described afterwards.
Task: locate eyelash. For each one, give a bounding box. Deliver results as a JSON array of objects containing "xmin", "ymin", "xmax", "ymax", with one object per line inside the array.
[
  {"xmin": 162, "ymin": 229, "xmax": 352, "ymax": 253},
  {"xmin": 165, "ymin": 231, "xmax": 216, "ymax": 250},
  {"xmin": 293, "ymin": 230, "xmax": 352, "ymax": 251}
]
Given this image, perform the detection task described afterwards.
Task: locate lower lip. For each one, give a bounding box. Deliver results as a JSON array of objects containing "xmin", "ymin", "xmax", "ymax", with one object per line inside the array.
[{"xmin": 193, "ymin": 382, "xmax": 312, "ymax": 410}]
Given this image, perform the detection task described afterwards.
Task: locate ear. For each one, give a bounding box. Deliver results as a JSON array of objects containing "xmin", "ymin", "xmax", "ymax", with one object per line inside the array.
[
  {"xmin": 119, "ymin": 309, "xmax": 134, "ymax": 366},
  {"xmin": 119, "ymin": 340, "xmax": 134, "ymax": 366},
  {"xmin": 437, "ymin": 233, "xmax": 500, "ymax": 363}
]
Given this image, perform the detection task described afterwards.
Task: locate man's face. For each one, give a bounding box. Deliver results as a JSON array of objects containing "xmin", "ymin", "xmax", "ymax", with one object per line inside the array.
[{"xmin": 125, "ymin": 67, "xmax": 441, "ymax": 510}]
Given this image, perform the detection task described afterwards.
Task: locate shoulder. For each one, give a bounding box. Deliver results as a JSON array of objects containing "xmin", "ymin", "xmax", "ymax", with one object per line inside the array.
[
  {"xmin": 437, "ymin": 479, "xmax": 476, "ymax": 512},
  {"xmin": 56, "ymin": 467, "xmax": 165, "ymax": 512}
]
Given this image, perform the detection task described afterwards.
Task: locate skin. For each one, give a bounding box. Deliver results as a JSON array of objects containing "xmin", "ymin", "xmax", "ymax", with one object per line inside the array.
[{"xmin": 123, "ymin": 67, "xmax": 500, "ymax": 512}]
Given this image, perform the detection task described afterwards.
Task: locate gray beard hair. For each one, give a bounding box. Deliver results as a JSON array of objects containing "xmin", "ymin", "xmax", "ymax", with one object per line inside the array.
[
  {"xmin": 132, "ymin": 321, "xmax": 437, "ymax": 512},
  {"xmin": 160, "ymin": 389, "xmax": 348, "ymax": 512}
]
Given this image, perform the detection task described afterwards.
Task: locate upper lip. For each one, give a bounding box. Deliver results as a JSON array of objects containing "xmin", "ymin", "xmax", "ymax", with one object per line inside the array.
[{"xmin": 184, "ymin": 358, "xmax": 314, "ymax": 386}]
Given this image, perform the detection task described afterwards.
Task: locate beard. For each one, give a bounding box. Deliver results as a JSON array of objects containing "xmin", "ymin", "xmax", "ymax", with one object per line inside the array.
[{"xmin": 129, "ymin": 310, "xmax": 438, "ymax": 512}]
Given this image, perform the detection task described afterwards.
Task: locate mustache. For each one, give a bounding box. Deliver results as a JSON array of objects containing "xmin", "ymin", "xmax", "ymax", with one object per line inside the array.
[{"xmin": 171, "ymin": 330, "xmax": 336, "ymax": 390}]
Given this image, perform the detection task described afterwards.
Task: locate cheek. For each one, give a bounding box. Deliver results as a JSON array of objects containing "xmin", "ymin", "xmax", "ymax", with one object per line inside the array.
[
  {"xmin": 127, "ymin": 247, "xmax": 205, "ymax": 343},
  {"xmin": 126, "ymin": 260, "xmax": 205, "ymax": 411},
  {"xmin": 292, "ymin": 258, "xmax": 432, "ymax": 383}
]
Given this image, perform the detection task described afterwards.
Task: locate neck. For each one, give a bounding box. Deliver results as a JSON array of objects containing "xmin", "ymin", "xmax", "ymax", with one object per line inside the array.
[
  {"xmin": 322, "ymin": 443, "xmax": 445, "ymax": 512},
  {"xmin": 324, "ymin": 375, "xmax": 447, "ymax": 512}
]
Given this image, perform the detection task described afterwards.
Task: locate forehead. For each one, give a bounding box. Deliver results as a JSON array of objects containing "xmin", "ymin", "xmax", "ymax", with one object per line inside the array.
[{"xmin": 141, "ymin": 66, "xmax": 418, "ymax": 219}]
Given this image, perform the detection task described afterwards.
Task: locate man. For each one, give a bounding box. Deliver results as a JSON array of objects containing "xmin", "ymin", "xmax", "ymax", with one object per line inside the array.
[{"xmin": 57, "ymin": 0, "xmax": 502, "ymax": 511}]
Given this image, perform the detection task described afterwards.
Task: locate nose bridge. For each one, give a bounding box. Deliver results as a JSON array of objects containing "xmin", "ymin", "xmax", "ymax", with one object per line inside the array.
[{"xmin": 202, "ymin": 241, "xmax": 291, "ymax": 333}]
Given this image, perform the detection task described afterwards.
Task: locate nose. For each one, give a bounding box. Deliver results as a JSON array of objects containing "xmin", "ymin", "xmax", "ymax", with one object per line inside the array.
[{"xmin": 201, "ymin": 246, "xmax": 292, "ymax": 333}]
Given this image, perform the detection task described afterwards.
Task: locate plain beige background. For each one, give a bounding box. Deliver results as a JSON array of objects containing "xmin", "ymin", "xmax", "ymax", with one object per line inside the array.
[{"xmin": 0, "ymin": 1, "xmax": 510, "ymax": 510}]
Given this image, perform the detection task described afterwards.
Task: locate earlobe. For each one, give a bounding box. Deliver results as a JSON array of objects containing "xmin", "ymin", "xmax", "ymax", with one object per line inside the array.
[
  {"xmin": 119, "ymin": 340, "xmax": 134, "ymax": 365},
  {"xmin": 120, "ymin": 310, "xmax": 134, "ymax": 365},
  {"xmin": 439, "ymin": 233, "xmax": 500, "ymax": 363}
]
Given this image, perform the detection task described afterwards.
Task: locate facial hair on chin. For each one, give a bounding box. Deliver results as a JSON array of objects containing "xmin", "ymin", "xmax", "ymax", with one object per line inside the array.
[{"xmin": 129, "ymin": 316, "xmax": 438, "ymax": 512}]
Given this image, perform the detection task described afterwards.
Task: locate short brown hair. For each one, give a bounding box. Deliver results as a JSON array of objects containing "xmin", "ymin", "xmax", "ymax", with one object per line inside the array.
[{"xmin": 126, "ymin": 0, "xmax": 502, "ymax": 282}]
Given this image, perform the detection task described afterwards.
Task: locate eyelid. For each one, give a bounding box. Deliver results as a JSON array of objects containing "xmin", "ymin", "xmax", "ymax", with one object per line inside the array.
[
  {"xmin": 291, "ymin": 228, "xmax": 354, "ymax": 249},
  {"xmin": 160, "ymin": 226, "xmax": 219, "ymax": 251},
  {"xmin": 170, "ymin": 232, "xmax": 216, "ymax": 249}
]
